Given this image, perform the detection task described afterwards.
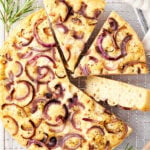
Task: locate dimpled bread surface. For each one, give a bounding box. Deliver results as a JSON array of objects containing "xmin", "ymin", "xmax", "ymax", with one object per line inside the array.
[
  {"xmin": 74, "ymin": 11, "xmax": 148, "ymax": 77},
  {"xmin": 0, "ymin": 9, "xmax": 132, "ymax": 150}
]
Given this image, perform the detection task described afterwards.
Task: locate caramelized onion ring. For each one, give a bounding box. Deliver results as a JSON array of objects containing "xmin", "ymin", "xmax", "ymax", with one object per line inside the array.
[
  {"xmin": 15, "ymin": 61, "xmax": 23, "ymax": 77},
  {"xmin": 21, "ymin": 120, "xmax": 36, "ymax": 139},
  {"xmin": 62, "ymin": 133, "xmax": 84, "ymax": 150},
  {"xmin": 27, "ymin": 139, "xmax": 49, "ymax": 150},
  {"xmin": 3, "ymin": 115, "xmax": 19, "ymax": 136},
  {"xmin": 108, "ymin": 18, "xmax": 118, "ymax": 31},
  {"xmin": 59, "ymin": 0, "xmax": 73, "ymax": 22},
  {"xmin": 34, "ymin": 18, "xmax": 56, "ymax": 48},
  {"xmin": 43, "ymin": 100, "xmax": 69, "ymax": 126},
  {"xmin": 97, "ymin": 30, "xmax": 132, "ymax": 61},
  {"xmin": 13, "ymin": 36, "xmax": 33, "ymax": 50},
  {"xmin": 17, "ymin": 51, "xmax": 33, "ymax": 59},
  {"xmin": 31, "ymin": 98, "xmax": 47, "ymax": 114},
  {"xmin": 78, "ymin": 2, "xmax": 101, "ymax": 19},
  {"xmin": 25, "ymin": 54, "xmax": 56, "ymax": 83},
  {"xmin": 87, "ymin": 126, "xmax": 104, "ymax": 135}
]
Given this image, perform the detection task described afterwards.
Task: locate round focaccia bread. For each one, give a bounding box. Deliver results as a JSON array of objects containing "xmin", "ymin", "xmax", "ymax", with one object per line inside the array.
[
  {"xmin": 43, "ymin": 0, "xmax": 106, "ymax": 71},
  {"xmin": 0, "ymin": 9, "xmax": 131, "ymax": 150},
  {"xmin": 74, "ymin": 11, "xmax": 148, "ymax": 77}
]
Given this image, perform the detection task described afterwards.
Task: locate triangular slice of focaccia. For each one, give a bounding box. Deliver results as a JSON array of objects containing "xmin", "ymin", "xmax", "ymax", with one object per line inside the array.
[
  {"xmin": 43, "ymin": 0, "xmax": 106, "ymax": 71},
  {"xmin": 74, "ymin": 11, "xmax": 148, "ymax": 77},
  {"xmin": 0, "ymin": 9, "xmax": 131, "ymax": 150},
  {"xmin": 84, "ymin": 76, "xmax": 150, "ymax": 111}
]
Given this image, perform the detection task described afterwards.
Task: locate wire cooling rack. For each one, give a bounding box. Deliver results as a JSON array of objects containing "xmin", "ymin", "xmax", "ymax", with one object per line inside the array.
[{"xmin": 0, "ymin": 0, "xmax": 150, "ymax": 150}]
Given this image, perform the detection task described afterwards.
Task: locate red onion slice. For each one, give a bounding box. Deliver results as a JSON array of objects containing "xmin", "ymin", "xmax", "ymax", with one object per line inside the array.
[
  {"xmin": 6, "ymin": 53, "xmax": 12, "ymax": 61},
  {"xmin": 62, "ymin": 133, "xmax": 84, "ymax": 150},
  {"xmin": 59, "ymin": 0, "xmax": 73, "ymax": 22},
  {"xmin": 15, "ymin": 81, "xmax": 30, "ymax": 100},
  {"xmin": 6, "ymin": 71, "xmax": 14, "ymax": 91},
  {"xmin": 105, "ymin": 141, "xmax": 110, "ymax": 150},
  {"xmin": 87, "ymin": 126, "xmax": 104, "ymax": 135},
  {"xmin": 97, "ymin": 30, "xmax": 132, "ymax": 61},
  {"xmin": 70, "ymin": 111, "xmax": 82, "ymax": 131},
  {"xmin": 56, "ymin": 23, "xmax": 69, "ymax": 33},
  {"xmin": 31, "ymin": 98, "xmax": 47, "ymax": 114},
  {"xmin": 21, "ymin": 120, "xmax": 35, "ymax": 139},
  {"xmin": 49, "ymin": 123, "xmax": 66, "ymax": 133},
  {"xmin": 104, "ymin": 119, "xmax": 128, "ymax": 139},
  {"xmin": 89, "ymin": 144, "xmax": 95, "ymax": 150},
  {"xmin": 25, "ymin": 54, "xmax": 56, "ymax": 83},
  {"xmin": 121, "ymin": 61, "xmax": 146, "ymax": 73},
  {"xmin": 17, "ymin": 51, "xmax": 33, "ymax": 59},
  {"xmin": 72, "ymin": 31, "xmax": 84, "ymax": 40},
  {"xmin": 6, "ymin": 89, "xmax": 14, "ymax": 101},
  {"xmin": 78, "ymin": 2, "xmax": 101, "ymax": 19},
  {"xmin": 79, "ymin": 64, "xmax": 90, "ymax": 76},
  {"xmin": 13, "ymin": 36, "xmax": 33, "ymax": 50},
  {"xmin": 55, "ymin": 72, "xmax": 67, "ymax": 79},
  {"xmin": 8, "ymin": 71, "xmax": 14, "ymax": 82},
  {"xmin": 29, "ymin": 47, "xmax": 52, "ymax": 52},
  {"xmin": 40, "ymin": 133, "xmax": 49, "ymax": 143},
  {"xmin": 68, "ymin": 94, "xmax": 85, "ymax": 109},
  {"xmin": 66, "ymin": 49, "xmax": 71, "ymax": 61},
  {"xmin": 30, "ymin": 54, "xmax": 56, "ymax": 67},
  {"xmin": 34, "ymin": 18, "xmax": 56, "ymax": 48},
  {"xmin": 13, "ymin": 80, "xmax": 35, "ymax": 107},
  {"xmin": 2, "ymin": 103, "xmax": 28, "ymax": 117},
  {"xmin": 43, "ymin": 100, "xmax": 69, "ymax": 126},
  {"xmin": 82, "ymin": 118, "xmax": 99, "ymax": 123},
  {"xmin": 3, "ymin": 115, "xmax": 19, "ymax": 136},
  {"xmin": 27, "ymin": 139, "xmax": 49, "ymax": 150},
  {"xmin": 15, "ymin": 61, "xmax": 23, "ymax": 77},
  {"xmin": 108, "ymin": 18, "xmax": 118, "ymax": 31},
  {"xmin": 54, "ymin": 84, "xmax": 65, "ymax": 98},
  {"xmin": 89, "ymin": 56, "xmax": 98, "ymax": 63}
]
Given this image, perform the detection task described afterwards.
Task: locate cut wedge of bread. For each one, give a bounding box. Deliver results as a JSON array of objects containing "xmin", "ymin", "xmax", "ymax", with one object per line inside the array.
[
  {"xmin": 43, "ymin": 0, "xmax": 106, "ymax": 71},
  {"xmin": 85, "ymin": 76, "xmax": 150, "ymax": 111},
  {"xmin": 74, "ymin": 11, "xmax": 148, "ymax": 77}
]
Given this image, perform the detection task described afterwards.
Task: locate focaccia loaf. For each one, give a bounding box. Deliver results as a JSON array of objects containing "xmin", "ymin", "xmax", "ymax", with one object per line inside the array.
[
  {"xmin": 0, "ymin": 9, "xmax": 131, "ymax": 150},
  {"xmin": 85, "ymin": 76, "xmax": 150, "ymax": 111},
  {"xmin": 74, "ymin": 11, "xmax": 148, "ymax": 77},
  {"xmin": 43, "ymin": 0, "xmax": 106, "ymax": 71}
]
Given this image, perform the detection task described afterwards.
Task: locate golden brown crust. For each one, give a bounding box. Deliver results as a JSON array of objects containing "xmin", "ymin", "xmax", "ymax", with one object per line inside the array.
[{"xmin": 74, "ymin": 11, "xmax": 148, "ymax": 77}]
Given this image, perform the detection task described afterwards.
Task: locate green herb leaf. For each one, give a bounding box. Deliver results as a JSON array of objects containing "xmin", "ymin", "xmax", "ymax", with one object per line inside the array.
[
  {"xmin": 0, "ymin": 0, "xmax": 36, "ymax": 33},
  {"xmin": 125, "ymin": 143, "xmax": 134, "ymax": 150}
]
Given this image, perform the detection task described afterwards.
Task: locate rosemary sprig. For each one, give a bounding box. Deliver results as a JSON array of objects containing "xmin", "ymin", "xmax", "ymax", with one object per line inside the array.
[
  {"xmin": 125, "ymin": 143, "xmax": 134, "ymax": 150},
  {"xmin": 0, "ymin": 0, "xmax": 36, "ymax": 33}
]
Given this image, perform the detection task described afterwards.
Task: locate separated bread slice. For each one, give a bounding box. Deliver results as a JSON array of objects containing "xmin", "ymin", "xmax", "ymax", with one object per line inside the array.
[
  {"xmin": 43, "ymin": 0, "xmax": 106, "ymax": 71},
  {"xmin": 74, "ymin": 11, "xmax": 148, "ymax": 77},
  {"xmin": 0, "ymin": 9, "xmax": 131, "ymax": 150},
  {"xmin": 84, "ymin": 76, "xmax": 150, "ymax": 111}
]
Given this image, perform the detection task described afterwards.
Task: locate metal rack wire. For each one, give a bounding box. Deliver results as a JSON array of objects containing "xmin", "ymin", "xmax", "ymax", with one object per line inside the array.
[{"xmin": 0, "ymin": 0, "xmax": 150, "ymax": 149}]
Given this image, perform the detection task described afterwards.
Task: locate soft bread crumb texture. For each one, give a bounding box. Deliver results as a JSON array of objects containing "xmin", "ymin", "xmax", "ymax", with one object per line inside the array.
[{"xmin": 85, "ymin": 76, "xmax": 150, "ymax": 111}]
